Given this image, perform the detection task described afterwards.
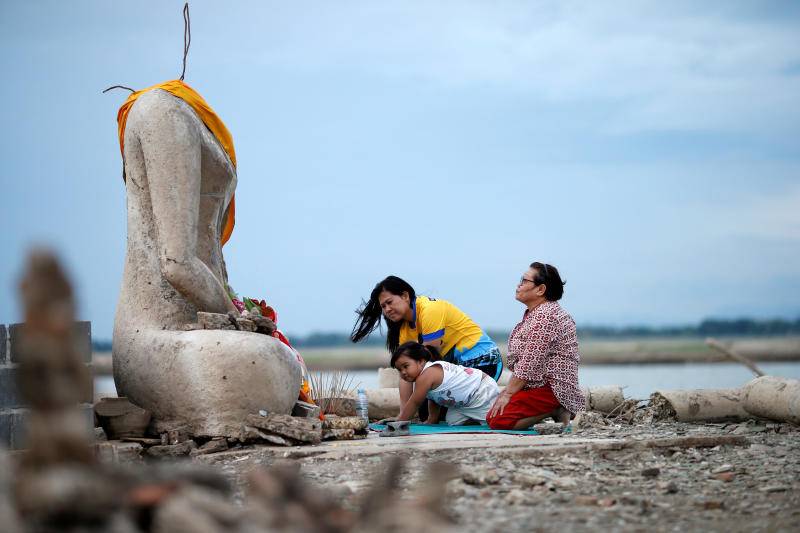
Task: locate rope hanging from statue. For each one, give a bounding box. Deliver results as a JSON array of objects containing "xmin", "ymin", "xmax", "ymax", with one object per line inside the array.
[{"xmin": 102, "ymin": 2, "xmax": 191, "ymax": 94}]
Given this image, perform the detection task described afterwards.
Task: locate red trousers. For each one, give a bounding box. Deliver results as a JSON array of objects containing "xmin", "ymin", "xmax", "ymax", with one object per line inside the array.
[{"xmin": 487, "ymin": 385, "xmax": 561, "ymax": 430}]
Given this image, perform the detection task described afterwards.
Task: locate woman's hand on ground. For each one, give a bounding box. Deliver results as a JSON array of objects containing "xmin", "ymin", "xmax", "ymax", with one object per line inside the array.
[
  {"xmin": 423, "ymin": 417, "xmax": 439, "ymax": 425},
  {"xmin": 488, "ymin": 393, "xmax": 511, "ymax": 418}
]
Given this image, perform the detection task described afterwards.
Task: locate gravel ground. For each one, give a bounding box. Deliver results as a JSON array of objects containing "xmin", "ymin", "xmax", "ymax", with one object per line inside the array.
[{"xmin": 207, "ymin": 419, "xmax": 800, "ymax": 533}]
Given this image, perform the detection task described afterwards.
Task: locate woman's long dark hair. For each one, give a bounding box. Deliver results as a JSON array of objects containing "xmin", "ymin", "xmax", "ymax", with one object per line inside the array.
[{"xmin": 350, "ymin": 276, "xmax": 415, "ymax": 352}]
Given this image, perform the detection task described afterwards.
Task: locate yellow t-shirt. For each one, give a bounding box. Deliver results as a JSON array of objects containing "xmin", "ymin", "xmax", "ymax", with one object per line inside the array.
[{"xmin": 398, "ymin": 296, "xmax": 497, "ymax": 363}]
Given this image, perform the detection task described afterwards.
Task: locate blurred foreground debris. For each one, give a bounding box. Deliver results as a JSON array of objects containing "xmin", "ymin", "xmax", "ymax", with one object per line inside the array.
[
  {"xmin": 246, "ymin": 457, "xmax": 456, "ymax": 533},
  {"xmin": 10, "ymin": 250, "xmax": 93, "ymax": 462}
]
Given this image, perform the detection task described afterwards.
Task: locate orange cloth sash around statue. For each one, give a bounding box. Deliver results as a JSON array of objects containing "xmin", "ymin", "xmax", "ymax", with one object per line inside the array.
[{"xmin": 115, "ymin": 79, "xmax": 236, "ymax": 246}]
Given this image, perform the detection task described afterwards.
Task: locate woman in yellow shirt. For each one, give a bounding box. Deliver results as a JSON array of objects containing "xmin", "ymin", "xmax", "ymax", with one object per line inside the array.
[{"xmin": 351, "ymin": 276, "xmax": 502, "ymax": 419}]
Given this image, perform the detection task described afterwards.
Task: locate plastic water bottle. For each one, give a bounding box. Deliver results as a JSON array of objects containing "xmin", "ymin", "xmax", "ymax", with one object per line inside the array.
[{"xmin": 356, "ymin": 388, "xmax": 369, "ymax": 422}]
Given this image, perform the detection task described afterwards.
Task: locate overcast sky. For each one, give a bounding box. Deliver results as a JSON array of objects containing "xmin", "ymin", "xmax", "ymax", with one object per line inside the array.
[{"xmin": 1, "ymin": 1, "xmax": 799, "ymax": 340}]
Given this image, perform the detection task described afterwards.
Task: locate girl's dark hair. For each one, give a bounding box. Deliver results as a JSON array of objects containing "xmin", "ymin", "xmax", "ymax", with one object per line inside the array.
[
  {"xmin": 350, "ymin": 276, "xmax": 416, "ymax": 352},
  {"xmin": 531, "ymin": 262, "xmax": 566, "ymax": 301},
  {"xmin": 390, "ymin": 341, "xmax": 441, "ymax": 369}
]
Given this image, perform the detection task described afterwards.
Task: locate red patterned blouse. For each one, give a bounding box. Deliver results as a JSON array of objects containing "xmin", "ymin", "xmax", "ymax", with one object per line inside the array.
[{"xmin": 507, "ymin": 301, "xmax": 586, "ymax": 414}]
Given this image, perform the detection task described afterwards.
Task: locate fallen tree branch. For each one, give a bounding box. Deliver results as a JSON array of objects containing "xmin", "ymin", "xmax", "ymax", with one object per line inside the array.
[{"xmin": 706, "ymin": 338, "xmax": 765, "ymax": 377}]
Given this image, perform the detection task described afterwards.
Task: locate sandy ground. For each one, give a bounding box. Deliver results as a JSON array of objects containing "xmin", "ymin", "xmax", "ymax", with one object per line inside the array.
[{"xmin": 194, "ymin": 419, "xmax": 800, "ymax": 533}]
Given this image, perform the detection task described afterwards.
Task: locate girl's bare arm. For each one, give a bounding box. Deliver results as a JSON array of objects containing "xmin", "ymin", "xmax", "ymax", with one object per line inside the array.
[{"xmin": 397, "ymin": 366, "xmax": 443, "ymax": 421}]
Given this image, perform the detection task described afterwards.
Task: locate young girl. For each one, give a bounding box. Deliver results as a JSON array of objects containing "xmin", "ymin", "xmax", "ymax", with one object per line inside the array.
[
  {"xmin": 351, "ymin": 276, "xmax": 503, "ymax": 420},
  {"xmin": 392, "ymin": 342, "xmax": 500, "ymax": 426}
]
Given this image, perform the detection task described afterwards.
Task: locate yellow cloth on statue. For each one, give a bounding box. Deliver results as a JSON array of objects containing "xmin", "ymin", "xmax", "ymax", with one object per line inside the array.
[{"xmin": 115, "ymin": 79, "xmax": 236, "ymax": 246}]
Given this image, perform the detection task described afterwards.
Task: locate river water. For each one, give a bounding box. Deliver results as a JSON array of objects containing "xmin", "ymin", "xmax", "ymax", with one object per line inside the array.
[{"xmin": 95, "ymin": 361, "xmax": 800, "ymax": 400}]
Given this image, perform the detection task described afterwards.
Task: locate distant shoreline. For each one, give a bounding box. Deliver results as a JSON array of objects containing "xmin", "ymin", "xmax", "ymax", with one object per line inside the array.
[{"xmin": 91, "ymin": 335, "xmax": 800, "ymax": 374}]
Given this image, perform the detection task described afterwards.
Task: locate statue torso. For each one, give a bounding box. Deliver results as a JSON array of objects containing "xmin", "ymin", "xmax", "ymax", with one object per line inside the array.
[{"xmin": 116, "ymin": 89, "xmax": 237, "ymax": 330}]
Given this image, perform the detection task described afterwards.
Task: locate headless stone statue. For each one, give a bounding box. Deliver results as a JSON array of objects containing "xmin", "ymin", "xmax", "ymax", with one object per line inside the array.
[{"xmin": 112, "ymin": 88, "xmax": 301, "ymax": 437}]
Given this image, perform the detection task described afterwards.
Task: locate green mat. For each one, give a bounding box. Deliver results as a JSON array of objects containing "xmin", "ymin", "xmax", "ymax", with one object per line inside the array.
[{"xmin": 368, "ymin": 422, "xmax": 539, "ymax": 436}]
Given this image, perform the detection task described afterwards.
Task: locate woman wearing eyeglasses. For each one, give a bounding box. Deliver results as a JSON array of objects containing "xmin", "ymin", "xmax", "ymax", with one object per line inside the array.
[
  {"xmin": 351, "ymin": 275, "xmax": 502, "ymax": 423},
  {"xmin": 486, "ymin": 262, "xmax": 585, "ymax": 430}
]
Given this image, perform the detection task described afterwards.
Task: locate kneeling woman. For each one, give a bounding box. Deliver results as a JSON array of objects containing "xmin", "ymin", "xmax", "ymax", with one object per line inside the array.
[
  {"xmin": 351, "ymin": 276, "xmax": 502, "ymax": 413},
  {"xmin": 487, "ymin": 262, "xmax": 586, "ymax": 430},
  {"xmin": 392, "ymin": 342, "xmax": 499, "ymax": 425}
]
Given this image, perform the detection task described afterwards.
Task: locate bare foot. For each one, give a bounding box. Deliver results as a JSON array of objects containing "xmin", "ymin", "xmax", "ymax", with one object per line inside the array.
[{"xmin": 553, "ymin": 406, "xmax": 572, "ymax": 425}]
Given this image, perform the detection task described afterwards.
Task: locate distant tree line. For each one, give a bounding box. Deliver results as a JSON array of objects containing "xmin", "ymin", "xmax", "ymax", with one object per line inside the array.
[
  {"xmin": 91, "ymin": 316, "xmax": 800, "ymax": 351},
  {"xmin": 93, "ymin": 340, "xmax": 113, "ymax": 351},
  {"xmin": 575, "ymin": 317, "xmax": 800, "ymax": 339}
]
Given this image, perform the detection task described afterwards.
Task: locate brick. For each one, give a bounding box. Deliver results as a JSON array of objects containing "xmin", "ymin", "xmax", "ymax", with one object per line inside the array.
[
  {"xmin": 79, "ymin": 375, "xmax": 94, "ymax": 405},
  {"xmin": 9, "ymin": 321, "xmax": 92, "ymax": 363},
  {"xmin": 0, "ymin": 410, "xmax": 11, "ymax": 446},
  {"xmin": 292, "ymin": 400, "xmax": 321, "ymax": 418},
  {"xmin": 8, "ymin": 324, "xmax": 22, "ymax": 363},
  {"xmin": 79, "ymin": 402, "xmax": 95, "ymax": 433},
  {"xmin": 0, "ymin": 364, "xmax": 92, "ymax": 407},
  {"xmin": 0, "ymin": 325, "xmax": 6, "ymax": 364},
  {"xmin": 0, "ymin": 405, "xmax": 93, "ymax": 451},
  {"xmin": 74, "ymin": 321, "xmax": 92, "ymax": 363},
  {"xmin": 0, "ymin": 408, "xmax": 28, "ymax": 450},
  {"xmin": 0, "ymin": 366, "xmax": 22, "ymax": 409},
  {"xmin": 95, "ymin": 441, "xmax": 143, "ymax": 464}
]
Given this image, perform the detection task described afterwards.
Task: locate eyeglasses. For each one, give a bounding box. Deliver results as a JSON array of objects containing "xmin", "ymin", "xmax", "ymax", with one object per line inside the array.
[{"xmin": 519, "ymin": 263, "xmax": 550, "ymax": 286}]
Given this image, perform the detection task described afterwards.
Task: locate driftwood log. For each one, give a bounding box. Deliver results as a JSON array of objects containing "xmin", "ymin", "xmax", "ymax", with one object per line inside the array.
[
  {"xmin": 650, "ymin": 388, "xmax": 751, "ymax": 422},
  {"xmin": 742, "ymin": 376, "xmax": 800, "ymax": 424},
  {"xmin": 581, "ymin": 385, "xmax": 626, "ymax": 413}
]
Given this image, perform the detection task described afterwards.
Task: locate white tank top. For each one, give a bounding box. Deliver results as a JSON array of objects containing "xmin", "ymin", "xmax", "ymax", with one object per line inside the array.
[{"xmin": 423, "ymin": 360, "xmax": 484, "ymax": 408}]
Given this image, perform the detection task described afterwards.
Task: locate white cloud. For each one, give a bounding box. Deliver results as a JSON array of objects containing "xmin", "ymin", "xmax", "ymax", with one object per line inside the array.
[{"xmin": 233, "ymin": 1, "xmax": 800, "ymax": 134}]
